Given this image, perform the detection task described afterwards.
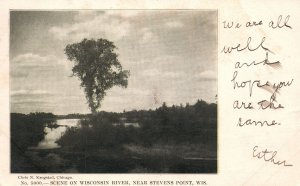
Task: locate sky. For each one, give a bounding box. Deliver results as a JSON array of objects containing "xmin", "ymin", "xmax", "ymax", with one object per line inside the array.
[{"xmin": 10, "ymin": 10, "xmax": 217, "ymax": 115}]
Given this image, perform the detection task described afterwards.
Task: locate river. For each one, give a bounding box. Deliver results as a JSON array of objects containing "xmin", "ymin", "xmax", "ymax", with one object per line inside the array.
[{"xmin": 30, "ymin": 119, "xmax": 80, "ymax": 150}]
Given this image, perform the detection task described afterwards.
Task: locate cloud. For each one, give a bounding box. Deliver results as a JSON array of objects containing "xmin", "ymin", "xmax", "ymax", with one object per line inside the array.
[
  {"xmin": 125, "ymin": 87, "xmax": 151, "ymax": 96},
  {"xmin": 163, "ymin": 72, "xmax": 181, "ymax": 78},
  {"xmin": 139, "ymin": 28, "xmax": 157, "ymax": 45},
  {"xmin": 49, "ymin": 27, "xmax": 70, "ymax": 40},
  {"xmin": 101, "ymin": 87, "xmax": 153, "ymax": 111},
  {"xmin": 140, "ymin": 55, "xmax": 187, "ymax": 73},
  {"xmin": 74, "ymin": 11, "xmax": 102, "ymax": 21},
  {"xmin": 11, "ymin": 53, "xmax": 72, "ymax": 82},
  {"xmin": 11, "ymin": 53, "xmax": 66, "ymax": 68},
  {"xmin": 12, "ymin": 53, "xmax": 54, "ymax": 67},
  {"xmin": 142, "ymin": 68, "xmax": 160, "ymax": 77},
  {"xmin": 151, "ymin": 55, "xmax": 181, "ymax": 66},
  {"xmin": 195, "ymin": 70, "xmax": 216, "ymax": 80},
  {"xmin": 165, "ymin": 21, "xmax": 183, "ymax": 28},
  {"xmin": 141, "ymin": 68, "xmax": 182, "ymax": 80},
  {"xmin": 105, "ymin": 10, "xmax": 141, "ymax": 18},
  {"xmin": 49, "ymin": 12, "xmax": 131, "ymax": 42},
  {"xmin": 11, "ymin": 89, "xmax": 52, "ymax": 96}
]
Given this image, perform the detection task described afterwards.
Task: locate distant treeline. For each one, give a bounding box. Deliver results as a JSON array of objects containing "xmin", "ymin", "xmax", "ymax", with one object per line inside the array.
[
  {"xmin": 12, "ymin": 99, "xmax": 217, "ymax": 123},
  {"xmin": 58, "ymin": 99, "xmax": 217, "ymax": 122},
  {"xmin": 11, "ymin": 112, "xmax": 55, "ymax": 120}
]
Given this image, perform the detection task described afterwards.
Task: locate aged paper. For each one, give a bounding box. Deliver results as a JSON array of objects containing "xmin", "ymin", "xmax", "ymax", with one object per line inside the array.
[{"xmin": 1, "ymin": 0, "xmax": 300, "ymax": 185}]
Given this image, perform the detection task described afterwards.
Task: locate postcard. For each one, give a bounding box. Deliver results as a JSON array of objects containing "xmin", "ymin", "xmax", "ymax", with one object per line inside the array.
[{"xmin": 1, "ymin": 0, "xmax": 299, "ymax": 185}]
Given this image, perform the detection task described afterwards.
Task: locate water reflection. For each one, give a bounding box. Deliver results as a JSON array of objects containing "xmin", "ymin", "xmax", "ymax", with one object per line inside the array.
[{"xmin": 31, "ymin": 119, "xmax": 80, "ymax": 149}]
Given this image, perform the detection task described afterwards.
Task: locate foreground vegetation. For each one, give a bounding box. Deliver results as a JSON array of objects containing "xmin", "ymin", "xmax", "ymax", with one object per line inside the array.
[
  {"xmin": 11, "ymin": 99, "xmax": 217, "ymax": 173},
  {"xmin": 11, "ymin": 112, "xmax": 55, "ymax": 172}
]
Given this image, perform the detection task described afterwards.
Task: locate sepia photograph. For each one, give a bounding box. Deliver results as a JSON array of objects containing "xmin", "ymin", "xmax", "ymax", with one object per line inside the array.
[{"xmin": 10, "ymin": 10, "xmax": 217, "ymax": 173}]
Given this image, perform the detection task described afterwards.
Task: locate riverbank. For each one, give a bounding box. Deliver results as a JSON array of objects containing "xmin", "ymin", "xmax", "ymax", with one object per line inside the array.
[{"xmin": 17, "ymin": 143, "xmax": 216, "ymax": 173}]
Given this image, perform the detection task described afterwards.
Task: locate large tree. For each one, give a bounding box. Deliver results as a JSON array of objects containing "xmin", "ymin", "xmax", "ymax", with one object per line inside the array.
[{"xmin": 64, "ymin": 38, "xmax": 129, "ymax": 113}]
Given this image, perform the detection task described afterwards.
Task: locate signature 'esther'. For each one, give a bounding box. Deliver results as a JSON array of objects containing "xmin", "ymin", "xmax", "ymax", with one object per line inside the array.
[{"xmin": 253, "ymin": 146, "xmax": 293, "ymax": 166}]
